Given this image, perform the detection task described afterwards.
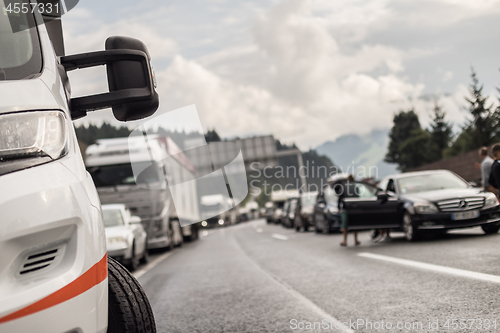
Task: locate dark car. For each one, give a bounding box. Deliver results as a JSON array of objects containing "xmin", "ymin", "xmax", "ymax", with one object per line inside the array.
[
  {"xmin": 265, "ymin": 207, "xmax": 275, "ymax": 223},
  {"xmin": 314, "ymin": 174, "xmax": 403, "ymax": 234},
  {"xmin": 282, "ymin": 197, "xmax": 299, "ymax": 228},
  {"xmin": 293, "ymin": 191, "xmax": 318, "ymax": 232},
  {"xmin": 379, "ymin": 170, "xmax": 500, "ymax": 240}
]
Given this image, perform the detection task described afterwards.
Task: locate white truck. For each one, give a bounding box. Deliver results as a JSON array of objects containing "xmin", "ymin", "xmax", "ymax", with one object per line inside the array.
[
  {"xmin": 85, "ymin": 135, "xmax": 200, "ymax": 248},
  {"xmin": 199, "ymin": 194, "xmax": 238, "ymax": 228},
  {"xmin": 0, "ymin": 1, "xmax": 157, "ymax": 332}
]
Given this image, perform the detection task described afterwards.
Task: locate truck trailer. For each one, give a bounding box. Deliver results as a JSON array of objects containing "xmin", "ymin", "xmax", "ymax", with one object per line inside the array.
[{"xmin": 85, "ymin": 135, "xmax": 200, "ymax": 249}]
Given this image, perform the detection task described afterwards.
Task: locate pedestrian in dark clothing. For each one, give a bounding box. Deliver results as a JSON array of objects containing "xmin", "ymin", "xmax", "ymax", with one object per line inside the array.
[
  {"xmin": 488, "ymin": 144, "xmax": 500, "ymax": 195},
  {"xmin": 337, "ymin": 174, "xmax": 360, "ymax": 247}
]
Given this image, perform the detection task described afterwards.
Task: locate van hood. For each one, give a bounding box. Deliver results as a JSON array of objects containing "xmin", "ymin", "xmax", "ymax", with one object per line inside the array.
[{"xmin": 0, "ymin": 77, "xmax": 62, "ymax": 114}]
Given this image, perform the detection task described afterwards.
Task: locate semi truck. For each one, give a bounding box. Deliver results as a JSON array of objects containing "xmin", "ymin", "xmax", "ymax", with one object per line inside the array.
[{"xmin": 85, "ymin": 135, "xmax": 200, "ymax": 248}]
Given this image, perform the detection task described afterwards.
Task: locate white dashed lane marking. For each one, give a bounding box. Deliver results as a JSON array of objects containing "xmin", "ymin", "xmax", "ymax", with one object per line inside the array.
[{"xmin": 272, "ymin": 233, "xmax": 288, "ymax": 240}]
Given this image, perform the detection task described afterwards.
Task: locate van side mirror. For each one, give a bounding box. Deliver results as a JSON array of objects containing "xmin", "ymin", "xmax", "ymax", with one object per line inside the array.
[{"xmin": 61, "ymin": 36, "xmax": 159, "ymax": 121}]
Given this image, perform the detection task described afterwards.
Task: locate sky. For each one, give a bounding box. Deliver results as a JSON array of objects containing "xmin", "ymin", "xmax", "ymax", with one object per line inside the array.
[{"xmin": 65, "ymin": 0, "xmax": 500, "ymax": 150}]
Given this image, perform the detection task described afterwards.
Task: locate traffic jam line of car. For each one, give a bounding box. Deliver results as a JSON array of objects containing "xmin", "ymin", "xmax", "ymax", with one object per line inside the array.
[{"xmin": 267, "ymin": 170, "xmax": 500, "ymax": 241}]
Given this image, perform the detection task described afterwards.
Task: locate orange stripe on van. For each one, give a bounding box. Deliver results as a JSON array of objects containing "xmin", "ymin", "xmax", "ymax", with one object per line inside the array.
[{"xmin": 0, "ymin": 255, "xmax": 107, "ymax": 324}]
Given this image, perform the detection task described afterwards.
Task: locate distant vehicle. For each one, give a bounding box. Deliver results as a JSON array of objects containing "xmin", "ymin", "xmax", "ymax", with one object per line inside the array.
[
  {"xmin": 103, "ymin": 204, "xmax": 148, "ymax": 271},
  {"xmin": 86, "ymin": 135, "xmax": 199, "ymax": 249},
  {"xmin": 379, "ymin": 170, "xmax": 500, "ymax": 240},
  {"xmin": 265, "ymin": 202, "xmax": 274, "ymax": 223},
  {"xmin": 264, "ymin": 202, "xmax": 274, "ymax": 222},
  {"xmin": 282, "ymin": 197, "xmax": 299, "ymax": 228},
  {"xmin": 246, "ymin": 201, "xmax": 260, "ymax": 220},
  {"xmin": 200, "ymin": 194, "xmax": 236, "ymax": 228},
  {"xmin": 269, "ymin": 189, "xmax": 299, "ymax": 223},
  {"xmin": 294, "ymin": 191, "xmax": 318, "ymax": 231}
]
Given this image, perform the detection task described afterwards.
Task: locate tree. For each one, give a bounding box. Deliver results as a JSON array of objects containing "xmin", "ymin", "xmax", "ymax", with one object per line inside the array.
[
  {"xmin": 385, "ymin": 109, "xmax": 422, "ymax": 168},
  {"xmin": 205, "ymin": 129, "xmax": 221, "ymax": 142},
  {"xmin": 428, "ymin": 100, "xmax": 453, "ymax": 161},
  {"xmin": 445, "ymin": 68, "xmax": 498, "ymax": 156},
  {"xmin": 75, "ymin": 122, "xmax": 132, "ymax": 145},
  {"xmin": 398, "ymin": 128, "xmax": 434, "ymax": 170}
]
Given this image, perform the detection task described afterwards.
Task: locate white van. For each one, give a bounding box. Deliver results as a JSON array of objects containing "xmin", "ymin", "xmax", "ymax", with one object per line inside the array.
[{"xmin": 0, "ymin": 2, "xmax": 158, "ymax": 332}]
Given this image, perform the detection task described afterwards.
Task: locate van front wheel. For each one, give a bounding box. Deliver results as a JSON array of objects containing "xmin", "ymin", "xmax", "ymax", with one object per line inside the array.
[{"xmin": 107, "ymin": 256, "xmax": 156, "ymax": 333}]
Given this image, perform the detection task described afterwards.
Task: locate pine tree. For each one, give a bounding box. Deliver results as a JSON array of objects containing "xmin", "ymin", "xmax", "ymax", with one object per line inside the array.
[
  {"xmin": 428, "ymin": 100, "xmax": 453, "ymax": 161},
  {"xmin": 463, "ymin": 68, "xmax": 496, "ymax": 149},
  {"xmin": 385, "ymin": 109, "xmax": 421, "ymax": 168}
]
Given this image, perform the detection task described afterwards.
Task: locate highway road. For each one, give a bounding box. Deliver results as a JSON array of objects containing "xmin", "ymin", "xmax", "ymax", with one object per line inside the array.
[{"xmin": 136, "ymin": 219, "xmax": 500, "ymax": 332}]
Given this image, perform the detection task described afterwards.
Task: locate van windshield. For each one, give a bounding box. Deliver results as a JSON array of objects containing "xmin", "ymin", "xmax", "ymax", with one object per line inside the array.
[
  {"xmin": 87, "ymin": 162, "xmax": 161, "ymax": 187},
  {"xmin": 0, "ymin": 1, "xmax": 42, "ymax": 80}
]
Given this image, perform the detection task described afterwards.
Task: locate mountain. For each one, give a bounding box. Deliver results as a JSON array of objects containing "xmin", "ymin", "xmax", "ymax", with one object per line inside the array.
[{"xmin": 315, "ymin": 129, "xmax": 399, "ymax": 180}]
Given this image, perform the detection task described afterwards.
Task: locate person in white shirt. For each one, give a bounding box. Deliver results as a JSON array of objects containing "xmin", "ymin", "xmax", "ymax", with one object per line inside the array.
[{"xmin": 478, "ymin": 147, "xmax": 496, "ymax": 194}]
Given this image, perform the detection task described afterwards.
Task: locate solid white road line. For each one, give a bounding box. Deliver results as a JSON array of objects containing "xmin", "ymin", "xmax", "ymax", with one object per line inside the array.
[
  {"xmin": 272, "ymin": 233, "xmax": 289, "ymax": 240},
  {"xmin": 358, "ymin": 252, "xmax": 500, "ymax": 284},
  {"xmin": 256, "ymin": 228, "xmax": 263, "ymax": 233},
  {"xmin": 232, "ymin": 238, "xmax": 354, "ymax": 333},
  {"xmin": 133, "ymin": 250, "xmax": 176, "ymax": 279}
]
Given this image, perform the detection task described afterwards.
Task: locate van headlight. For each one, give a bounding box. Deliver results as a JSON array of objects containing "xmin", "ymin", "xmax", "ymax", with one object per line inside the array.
[
  {"xmin": 0, "ymin": 111, "xmax": 68, "ymax": 175},
  {"xmin": 484, "ymin": 193, "xmax": 499, "ymax": 208},
  {"xmin": 414, "ymin": 202, "xmax": 439, "ymax": 214}
]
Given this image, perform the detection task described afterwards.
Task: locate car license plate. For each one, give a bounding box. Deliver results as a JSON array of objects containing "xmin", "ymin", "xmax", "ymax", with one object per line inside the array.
[{"xmin": 451, "ymin": 210, "xmax": 480, "ymax": 221}]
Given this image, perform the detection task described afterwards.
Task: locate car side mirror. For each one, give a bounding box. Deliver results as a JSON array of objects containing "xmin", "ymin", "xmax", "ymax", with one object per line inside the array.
[
  {"xmin": 61, "ymin": 36, "xmax": 159, "ymax": 121},
  {"xmin": 377, "ymin": 192, "xmax": 389, "ymax": 203},
  {"xmin": 130, "ymin": 216, "xmax": 142, "ymax": 224}
]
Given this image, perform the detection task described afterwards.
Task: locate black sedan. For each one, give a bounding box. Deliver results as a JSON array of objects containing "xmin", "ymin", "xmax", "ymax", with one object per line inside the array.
[
  {"xmin": 314, "ymin": 174, "xmax": 403, "ymax": 234},
  {"xmin": 378, "ymin": 170, "xmax": 500, "ymax": 240}
]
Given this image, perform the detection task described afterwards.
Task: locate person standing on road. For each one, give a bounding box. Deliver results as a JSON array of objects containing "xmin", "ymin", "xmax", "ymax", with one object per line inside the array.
[
  {"xmin": 477, "ymin": 147, "xmax": 496, "ymax": 194},
  {"xmin": 488, "ymin": 144, "xmax": 500, "ymax": 196},
  {"xmin": 337, "ymin": 175, "xmax": 360, "ymax": 247}
]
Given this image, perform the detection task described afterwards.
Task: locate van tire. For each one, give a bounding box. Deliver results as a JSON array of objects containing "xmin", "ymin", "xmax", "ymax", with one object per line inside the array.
[{"xmin": 107, "ymin": 256, "xmax": 156, "ymax": 333}]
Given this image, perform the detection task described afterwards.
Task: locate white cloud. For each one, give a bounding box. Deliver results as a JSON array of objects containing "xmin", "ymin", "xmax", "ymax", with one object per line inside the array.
[{"xmin": 69, "ymin": 0, "xmax": 499, "ymax": 150}]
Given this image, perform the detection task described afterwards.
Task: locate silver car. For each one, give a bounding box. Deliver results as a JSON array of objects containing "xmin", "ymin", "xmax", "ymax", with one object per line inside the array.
[{"xmin": 103, "ymin": 204, "xmax": 149, "ymax": 271}]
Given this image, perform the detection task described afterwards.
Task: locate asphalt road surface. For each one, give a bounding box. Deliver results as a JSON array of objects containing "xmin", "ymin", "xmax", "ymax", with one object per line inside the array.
[{"xmin": 137, "ymin": 219, "xmax": 500, "ymax": 332}]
